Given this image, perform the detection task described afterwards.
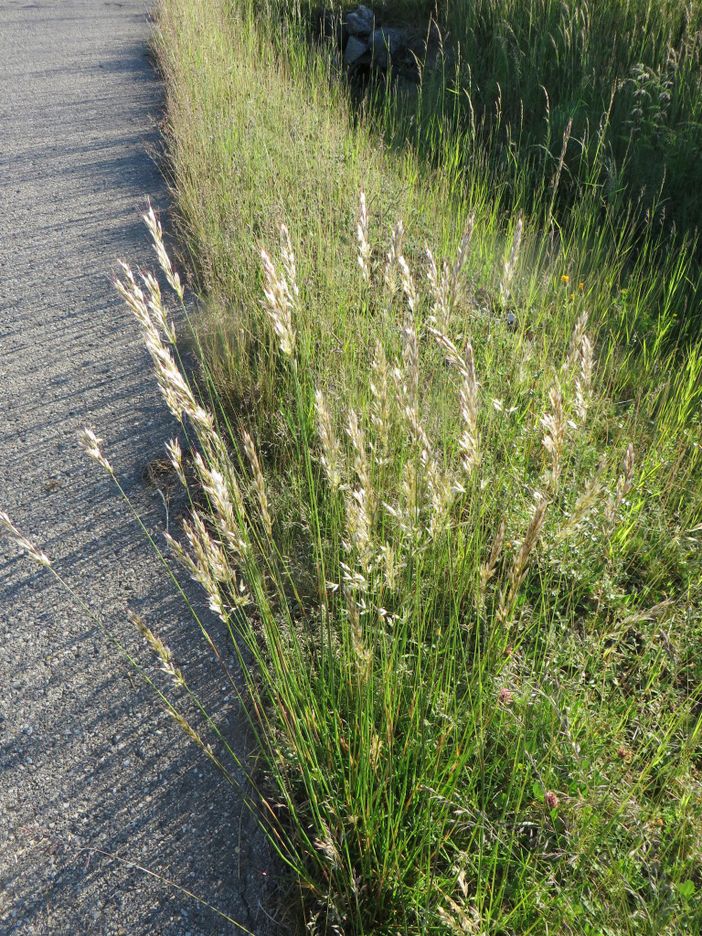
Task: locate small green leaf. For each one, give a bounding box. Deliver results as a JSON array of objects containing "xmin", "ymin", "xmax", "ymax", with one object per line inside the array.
[{"xmin": 676, "ymin": 879, "xmax": 696, "ymax": 900}]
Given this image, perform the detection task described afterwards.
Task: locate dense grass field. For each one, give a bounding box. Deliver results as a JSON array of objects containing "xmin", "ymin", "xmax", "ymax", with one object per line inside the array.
[{"xmin": 139, "ymin": 0, "xmax": 702, "ymax": 931}]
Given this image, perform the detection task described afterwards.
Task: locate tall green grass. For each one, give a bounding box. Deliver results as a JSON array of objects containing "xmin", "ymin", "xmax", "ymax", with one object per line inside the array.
[
  {"xmin": 275, "ymin": 0, "xmax": 702, "ymax": 252},
  {"xmin": 149, "ymin": 0, "xmax": 702, "ymax": 931}
]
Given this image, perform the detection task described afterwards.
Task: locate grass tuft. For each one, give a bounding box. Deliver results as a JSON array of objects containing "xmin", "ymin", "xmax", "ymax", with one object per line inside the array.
[{"xmin": 145, "ymin": 0, "xmax": 702, "ymax": 930}]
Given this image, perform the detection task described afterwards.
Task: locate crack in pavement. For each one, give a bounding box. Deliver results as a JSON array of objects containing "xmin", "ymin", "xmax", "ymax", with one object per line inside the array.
[{"xmin": 0, "ymin": 2, "xmax": 279, "ymax": 932}]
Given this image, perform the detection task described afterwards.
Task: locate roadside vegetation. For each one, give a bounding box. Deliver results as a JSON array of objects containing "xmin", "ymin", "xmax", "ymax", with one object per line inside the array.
[{"xmin": 139, "ymin": 0, "xmax": 702, "ymax": 931}]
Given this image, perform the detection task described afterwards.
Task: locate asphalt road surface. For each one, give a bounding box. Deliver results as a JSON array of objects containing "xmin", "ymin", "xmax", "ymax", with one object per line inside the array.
[{"xmin": 0, "ymin": 2, "xmax": 278, "ymax": 932}]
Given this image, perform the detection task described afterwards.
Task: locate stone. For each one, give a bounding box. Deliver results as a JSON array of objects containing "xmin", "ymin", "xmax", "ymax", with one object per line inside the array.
[
  {"xmin": 346, "ymin": 5, "xmax": 374, "ymax": 37},
  {"xmin": 344, "ymin": 35, "xmax": 369, "ymax": 65},
  {"xmin": 370, "ymin": 27, "xmax": 404, "ymax": 69}
]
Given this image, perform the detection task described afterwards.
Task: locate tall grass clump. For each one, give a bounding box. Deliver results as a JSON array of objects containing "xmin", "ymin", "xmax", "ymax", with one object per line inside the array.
[
  {"xmin": 247, "ymin": 0, "xmax": 702, "ymax": 349},
  {"xmin": 267, "ymin": 0, "xmax": 702, "ymax": 253},
  {"xmin": 125, "ymin": 198, "xmax": 702, "ymax": 933},
  {"xmin": 144, "ymin": 0, "xmax": 702, "ymax": 929}
]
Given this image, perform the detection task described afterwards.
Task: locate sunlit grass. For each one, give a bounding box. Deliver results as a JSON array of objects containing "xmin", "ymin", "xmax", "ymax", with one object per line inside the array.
[{"xmin": 137, "ymin": 0, "xmax": 702, "ymax": 930}]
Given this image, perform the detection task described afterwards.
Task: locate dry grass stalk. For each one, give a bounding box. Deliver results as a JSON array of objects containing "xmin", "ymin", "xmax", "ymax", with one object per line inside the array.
[
  {"xmin": 369, "ymin": 341, "xmax": 392, "ymax": 462},
  {"xmin": 556, "ymin": 478, "xmax": 602, "ymax": 540},
  {"xmin": 143, "ymin": 200, "xmax": 184, "ymax": 301},
  {"xmin": 400, "ymin": 317, "xmax": 420, "ymax": 420},
  {"xmin": 166, "ymin": 437, "xmax": 187, "ymax": 487},
  {"xmin": 191, "ymin": 452, "xmax": 247, "ymax": 557},
  {"xmin": 116, "ymin": 262, "xmax": 214, "ymax": 437},
  {"xmin": 426, "ymin": 214, "xmax": 475, "ymax": 329},
  {"xmin": 343, "ymin": 411, "xmax": 375, "ymax": 571},
  {"xmin": 314, "ymin": 827, "xmax": 343, "ymax": 870},
  {"xmin": 385, "ymin": 460, "xmax": 419, "ymax": 536},
  {"xmin": 437, "ymin": 895, "xmax": 481, "ymax": 934},
  {"xmin": 384, "ymin": 219, "xmax": 405, "ymax": 294},
  {"xmin": 449, "ymin": 213, "xmax": 476, "ymax": 304},
  {"xmin": 344, "ymin": 485, "xmax": 374, "ymax": 574},
  {"xmin": 398, "ymin": 255, "xmax": 418, "ymax": 315},
  {"xmin": 166, "ymin": 508, "xmax": 248, "ymax": 619},
  {"xmin": 458, "ymin": 343, "xmax": 480, "ymax": 475},
  {"xmin": 0, "ymin": 513, "xmax": 51, "ymax": 568},
  {"xmin": 575, "ymin": 334, "xmax": 593, "ymax": 423},
  {"xmin": 241, "ymin": 429, "xmax": 274, "ymax": 539},
  {"xmin": 130, "ymin": 610, "xmax": 185, "ymax": 686},
  {"xmin": 541, "ymin": 381, "xmax": 566, "ymax": 487},
  {"xmin": 168, "ymin": 709, "xmax": 217, "ymax": 764},
  {"xmin": 500, "ymin": 215, "xmax": 523, "ymax": 306},
  {"xmin": 141, "ymin": 269, "xmax": 177, "ymax": 344},
  {"xmin": 315, "ymin": 389, "xmax": 343, "ymax": 491},
  {"xmin": 378, "ymin": 541, "xmax": 403, "ymax": 591},
  {"xmin": 498, "ymin": 493, "xmax": 549, "ymax": 623},
  {"xmin": 428, "ymin": 325, "xmax": 464, "ymax": 371},
  {"xmin": 428, "ymin": 327, "xmax": 480, "ymax": 474},
  {"xmin": 279, "ymin": 224, "xmax": 299, "ymax": 300},
  {"xmin": 426, "ymin": 247, "xmax": 451, "ymax": 329},
  {"xmin": 425, "ymin": 456, "xmax": 455, "ymax": 536},
  {"xmin": 79, "ymin": 428, "xmax": 114, "ymax": 475},
  {"xmin": 550, "ymin": 117, "xmax": 573, "ymax": 211},
  {"xmin": 345, "ymin": 585, "xmax": 373, "ymax": 681},
  {"xmin": 605, "ymin": 443, "xmax": 635, "ymax": 526},
  {"xmin": 480, "ymin": 517, "xmax": 507, "ymax": 590},
  {"xmin": 356, "ymin": 191, "xmax": 371, "ymax": 282},
  {"xmin": 260, "ymin": 248, "xmax": 296, "ymax": 358},
  {"xmin": 563, "ymin": 311, "xmax": 589, "ymax": 373},
  {"xmin": 346, "ymin": 409, "xmax": 371, "ymax": 496},
  {"xmin": 392, "ymin": 334, "xmax": 458, "ymax": 535}
]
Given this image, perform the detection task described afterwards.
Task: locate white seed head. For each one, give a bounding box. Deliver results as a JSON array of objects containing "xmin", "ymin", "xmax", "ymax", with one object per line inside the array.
[
  {"xmin": 260, "ymin": 248, "xmax": 296, "ymax": 358},
  {"xmin": 143, "ymin": 201, "xmax": 184, "ymax": 300},
  {"xmin": 0, "ymin": 513, "xmax": 51, "ymax": 568},
  {"xmin": 356, "ymin": 191, "xmax": 371, "ymax": 282},
  {"xmin": 79, "ymin": 428, "xmax": 114, "ymax": 474}
]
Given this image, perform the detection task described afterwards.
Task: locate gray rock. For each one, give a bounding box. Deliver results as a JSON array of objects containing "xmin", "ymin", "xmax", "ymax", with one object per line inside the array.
[
  {"xmin": 344, "ymin": 35, "xmax": 369, "ymax": 65},
  {"xmin": 346, "ymin": 5, "xmax": 375, "ymax": 37},
  {"xmin": 371, "ymin": 27, "xmax": 405, "ymax": 68}
]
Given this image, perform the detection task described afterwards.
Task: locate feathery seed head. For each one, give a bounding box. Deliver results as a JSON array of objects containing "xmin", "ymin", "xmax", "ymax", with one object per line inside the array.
[
  {"xmin": 279, "ymin": 224, "xmax": 299, "ymax": 300},
  {"xmin": 541, "ymin": 381, "xmax": 565, "ymax": 487},
  {"xmin": 143, "ymin": 201, "xmax": 184, "ymax": 300},
  {"xmin": 130, "ymin": 610, "xmax": 185, "ymax": 686},
  {"xmin": 481, "ymin": 516, "xmax": 506, "ymax": 589},
  {"xmin": 606, "ymin": 443, "xmax": 635, "ymax": 525},
  {"xmin": 575, "ymin": 334, "xmax": 593, "ymax": 423},
  {"xmin": 0, "ymin": 513, "xmax": 51, "ymax": 568},
  {"xmin": 261, "ymin": 248, "xmax": 296, "ymax": 358},
  {"xmin": 498, "ymin": 492, "xmax": 549, "ymax": 623},
  {"xmin": 449, "ymin": 212, "xmax": 475, "ymax": 302},
  {"xmin": 384, "ymin": 219, "xmax": 405, "ymax": 293},
  {"xmin": 166, "ymin": 437, "xmax": 186, "ymax": 487},
  {"xmin": 500, "ymin": 215, "xmax": 523, "ymax": 305},
  {"xmin": 458, "ymin": 342, "xmax": 480, "ymax": 474},
  {"xmin": 398, "ymin": 255, "xmax": 418, "ymax": 315},
  {"xmin": 80, "ymin": 427, "xmax": 114, "ymax": 474},
  {"xmin": 242, "ymin": 429, "xmax": 274, "ymax": 539},
  {"xmin": 315, "ymin": 388, "xmax": 343, "ymax": 491},
  {"xmin": 357, "ymin": 191, "xmax": 371, "ymax": 282}
]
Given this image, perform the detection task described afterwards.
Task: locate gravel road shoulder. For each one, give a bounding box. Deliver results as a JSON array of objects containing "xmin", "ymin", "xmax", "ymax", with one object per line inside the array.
[{"xmin": 0, "ymin": 2, "xmax": 279, "ymax": 932}]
